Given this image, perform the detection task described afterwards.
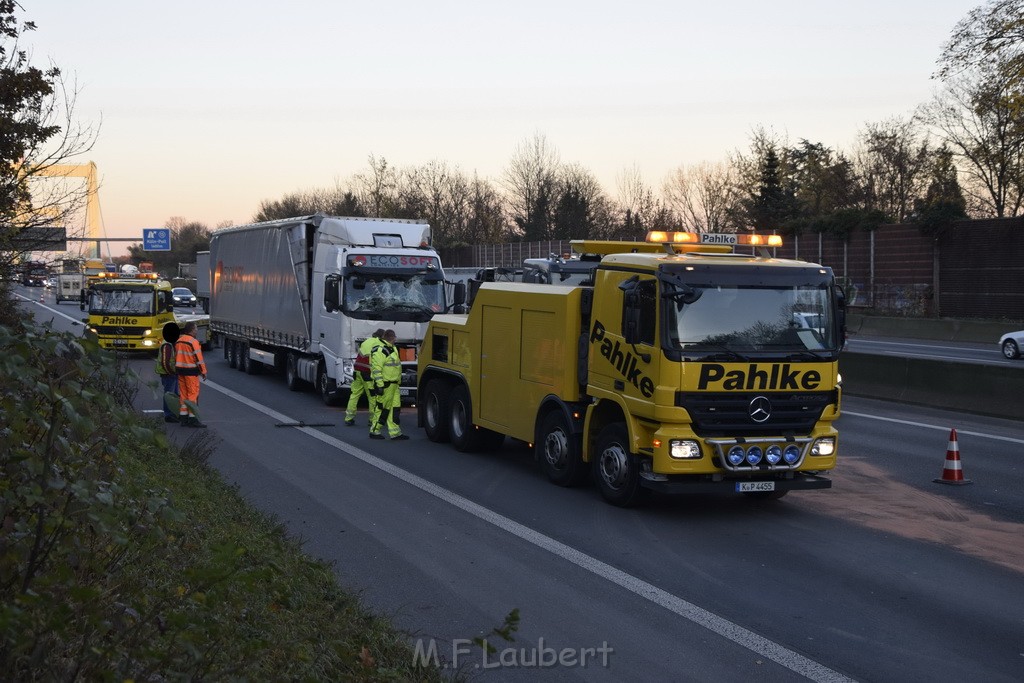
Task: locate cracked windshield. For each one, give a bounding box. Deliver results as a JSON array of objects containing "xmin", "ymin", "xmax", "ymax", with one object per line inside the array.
[
  {"xmin": 669, "ymin": 284, "xmax": 836, "ymax": 354},
  {"xmin": 343, "ymin": 273, "xmax": 444, "ymax": 319},
  {"xmin": 87, "ymin": 288, "xmax": 154, "ymax": 316}
]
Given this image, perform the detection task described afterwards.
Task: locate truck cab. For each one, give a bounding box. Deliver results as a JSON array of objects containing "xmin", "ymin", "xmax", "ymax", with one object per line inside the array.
[{"xmin": 81, "ymin": 272, "xmax": 176, "ymax": 351}]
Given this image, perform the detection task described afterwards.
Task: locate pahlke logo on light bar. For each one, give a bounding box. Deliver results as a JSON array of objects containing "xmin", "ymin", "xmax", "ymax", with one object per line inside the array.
[{"xmin": 698, "ymin": 363, "xmax": 821, "ymax": 391}]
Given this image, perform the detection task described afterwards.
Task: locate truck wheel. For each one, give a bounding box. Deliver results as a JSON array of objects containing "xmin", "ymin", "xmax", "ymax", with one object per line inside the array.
[
  {"xmin": 245, "ymin": 347, "xmax": 261, "ymax": 375},
  {"xmin": 227, "ymin": 340, "xmax": 239, "ymax": 369},
  {"xmin": 593, "ymin": 423, "xmax": 649, "ymax": 507},
  {"xmin": 317, "ymin": 363, "xmax": 341, "ymax": 406},
  {"xmin": 449, "ymin": 384, "xmax": 483, "ymax": 452},
  {"xmin": 538, "ymin": 410, "xmax": 587, "ymax": 487},
  {"xmin": 285, "ymin": 353, "xmax": 303, "ymax": 391},
  {"xmin": 423, "ymin": 379, "xmax": 451, "ymax": 443},
  {"xmin": 237, "ymin": 344, "xmax": 250, "ymax": 373}
]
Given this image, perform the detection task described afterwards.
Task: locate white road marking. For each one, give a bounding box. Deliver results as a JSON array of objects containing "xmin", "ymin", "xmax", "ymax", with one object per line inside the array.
[
  {"xmin": 842, "ymin": 411, "xmax": 1024, "ymax": 445},
  {"xmin": 204, "ymin": 379, "xmax": 856, "ymax": 683}
]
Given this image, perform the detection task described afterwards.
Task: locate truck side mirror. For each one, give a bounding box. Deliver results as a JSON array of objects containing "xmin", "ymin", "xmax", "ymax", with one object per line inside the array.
[
  {"xmin": 452, "ymin": 282, "xmax": 466, "ymax": 308},
  {"xmin": 836, "ymin": 286, "xmax": 848, "ymax": 346}
]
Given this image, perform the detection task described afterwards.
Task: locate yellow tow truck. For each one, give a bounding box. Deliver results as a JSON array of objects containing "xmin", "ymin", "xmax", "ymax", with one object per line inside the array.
[
  {"xmin": 417, "ymin": 231, "xmax": 845, "ymax": 506},
  {"xmin": 81, "ymin": 268, "xmax": 208, "ymax": 351}
]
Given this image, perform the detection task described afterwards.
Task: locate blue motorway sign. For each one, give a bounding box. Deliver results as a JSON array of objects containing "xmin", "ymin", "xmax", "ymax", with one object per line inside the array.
[{"xmin": 142, "ymin": 228, "xmax": 171, "ymax": 251}]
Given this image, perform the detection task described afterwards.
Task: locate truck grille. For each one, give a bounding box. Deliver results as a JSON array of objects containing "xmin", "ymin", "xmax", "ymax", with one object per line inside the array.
[
  {"xmin": 675, "ymin": 390, "xmax": 836, "ymax": 437},
  {"xmin": 95, "ymin": 326, "xmax": 149, "ymax": 337}
]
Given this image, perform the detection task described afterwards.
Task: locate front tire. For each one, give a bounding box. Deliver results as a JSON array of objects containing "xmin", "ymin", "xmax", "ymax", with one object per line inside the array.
[
  {"xmin": 1003, "ymin": 339, "xmax": 1020, "ymax": 360},
  {"xmin": 592, "ymin": 423, "xmax": 649, "ymax": 507},
  {"xmin": 423, "ymin": 378, "xmax": 451, "ymax": 443},
  {"xmin": 538, "ymin": 410, "xmax": 587, "ymax": 487},
  {"xmin": 318, "ymin": 363, "xmax": 341, "ymax": 406}
]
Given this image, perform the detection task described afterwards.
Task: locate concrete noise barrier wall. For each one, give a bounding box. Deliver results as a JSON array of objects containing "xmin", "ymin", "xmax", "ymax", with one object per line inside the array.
[{"xmin": 839, "ymin": 352, "xmax": 1024, "ymax": 420}]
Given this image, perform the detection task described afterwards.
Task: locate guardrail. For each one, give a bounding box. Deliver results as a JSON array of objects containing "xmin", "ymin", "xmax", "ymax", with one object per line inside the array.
[
  {"xmin": 847, "ymin": 313, "xmax": 1018, "ymax": 344},
  {"xmin": 840, "ymin": 351, "xmax": 1023, "ymax": 420}
]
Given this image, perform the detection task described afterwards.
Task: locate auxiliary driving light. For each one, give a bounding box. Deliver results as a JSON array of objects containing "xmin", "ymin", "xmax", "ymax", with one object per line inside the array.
[
  {"xmin": 669, "ymin": 439, "xmax": 701, "ymax": 459},
  {"xmin": 727, "ymin": 446, "xmax": 745, "ymax": 467},
  {"xmin": 765, "ymin": 445, "xmax": 782, "ymax": 465},
  {"xmin": 811, "ymin": 438, "xmax": 835, "ymax": 457},
  {"xmin": 783, "ymin": 445, "xmax": 802, "ymax": 464},
  {"xmin": 745, "ymin": 446, "xmax": 763, "ymax": 466}
]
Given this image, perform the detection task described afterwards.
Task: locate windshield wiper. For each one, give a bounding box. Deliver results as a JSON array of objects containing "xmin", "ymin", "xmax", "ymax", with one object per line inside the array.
[
  {"xmin": 784, "ymin": 350, "xmax": 830, "ymax": 361},
  {"xmin": 683, "ymin": 344, "xmax": 750, "ymax": 362}
]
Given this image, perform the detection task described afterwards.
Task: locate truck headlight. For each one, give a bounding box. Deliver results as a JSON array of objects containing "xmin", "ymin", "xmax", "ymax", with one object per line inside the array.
[
  {"xmin": 669, "ymin": 439, "xmax": 701, "ymax": 459},
  {"xmin": 342, "ymin": 359, "xmax": 354, "ymax": 374},
  {"xmin": 811, "ymin": 438, "xmax": 835, "ymax": 456},
  {"xmin": 144, "ymin": 329, "xmax": 152, "ymax": 336}
]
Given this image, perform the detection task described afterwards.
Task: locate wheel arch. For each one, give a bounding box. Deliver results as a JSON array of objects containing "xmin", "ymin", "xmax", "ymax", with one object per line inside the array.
[
  {"xmin": 533, "ymin": 395, "xmax": 586, "ymax": 452},
  {"xmin": 583, "ymin": 398, "xmax": 629, "ymax": 462}
]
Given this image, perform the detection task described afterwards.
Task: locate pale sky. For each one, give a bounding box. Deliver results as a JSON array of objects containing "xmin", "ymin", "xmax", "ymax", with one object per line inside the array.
[{"xmin": 25, "ymin": 0, "xmax": 977, "ymax": 256}]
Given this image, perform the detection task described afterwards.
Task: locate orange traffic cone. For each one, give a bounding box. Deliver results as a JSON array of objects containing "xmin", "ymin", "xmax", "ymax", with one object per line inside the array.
[{"xmin": 934, "ymin": 428, "xmax": 972, "ymax": 485}]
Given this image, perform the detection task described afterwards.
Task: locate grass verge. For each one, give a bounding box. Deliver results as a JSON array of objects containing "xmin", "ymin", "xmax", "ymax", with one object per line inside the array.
[{"xmin": 0, "ymin": 310, "xmax": 444, "ymax": 681}]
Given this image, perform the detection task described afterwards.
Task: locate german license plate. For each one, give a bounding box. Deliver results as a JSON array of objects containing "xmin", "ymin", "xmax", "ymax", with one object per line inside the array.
[
  {"xmin": 736, "ymin": 481, "xmax": 775, "ymax": 493},
  {"xmin": 399, "ymin": 388, "xmax": 410, "ymax": 397},
  {"xmin": 113, "ymin": 339, "xmax": 128, "ymax": 347}
]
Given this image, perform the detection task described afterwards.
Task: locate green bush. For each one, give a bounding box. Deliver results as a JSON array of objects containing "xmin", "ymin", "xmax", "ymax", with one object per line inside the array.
[{"xmin": 0, "ymin": 324, "xmax": 441, "ymax": 681}]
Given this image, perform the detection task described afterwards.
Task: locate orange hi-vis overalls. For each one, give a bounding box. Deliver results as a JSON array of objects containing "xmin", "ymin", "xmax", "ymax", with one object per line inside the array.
[{"xmin": 175, "ymin": 333, "xmax": 206, "ymax": 420}]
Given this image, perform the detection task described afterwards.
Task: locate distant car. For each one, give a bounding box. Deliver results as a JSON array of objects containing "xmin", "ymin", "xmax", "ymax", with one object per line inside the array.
[
  {"xmin": 172, "ymin": 287, "xmax": 198, "ymax": 307},
  {"xmin": 1000, "ymin": 330, "xmax": 1023, "ymax": 359},
  {"xmin": 44, "ymin": 277, "xmax": 55, "ymax": 289}
]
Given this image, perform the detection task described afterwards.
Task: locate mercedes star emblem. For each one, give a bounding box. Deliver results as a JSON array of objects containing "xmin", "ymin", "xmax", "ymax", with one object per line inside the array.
[{"xmin": 749, "ymin": 395, "xmax": 772, "ymax": 423}]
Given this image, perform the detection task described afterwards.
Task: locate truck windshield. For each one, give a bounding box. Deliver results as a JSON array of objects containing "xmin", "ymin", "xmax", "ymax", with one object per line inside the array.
[
  {"xmin": 87, "ymin": 288, "xmax": 154, "ymax": 316},
  {"xmin": 666, "ymin": 284, "xmax": 837, "ymax": 356},
  {"xmin": 342, "ymin": 273, "xmax": 445, "ymax": 322}
]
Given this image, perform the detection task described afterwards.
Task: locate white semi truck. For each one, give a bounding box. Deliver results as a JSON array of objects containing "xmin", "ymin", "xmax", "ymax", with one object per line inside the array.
[{"xmin": 208, "ymin": 214, "xmax": 454, "ymax": 405}]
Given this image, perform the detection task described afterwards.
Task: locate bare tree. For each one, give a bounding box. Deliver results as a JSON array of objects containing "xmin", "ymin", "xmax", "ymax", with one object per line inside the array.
[
  {"xmin": 502, "ymin": 133, "xmax": 560, "ymax": 240},
  {"xmin": 920, "ymin": 66, "xmax": 1024, "ymax": 217},
  {"xmin": 352, "ymin": 154, "xmax": 399, "ymax": 217},
  {"xmin": 1, "ymin": 2, "xmax": 99, "ymax": 270},
  {"xmin": 662, "ymin": 161, "xmax": 740, "ymax": 232},
  {"xmin": 937, "ymin": 0, "xmax": 1024, "ymax": 85},
  {"xmin": 853, "ymin": 118, "xmax": 931, "ymax": 221}
]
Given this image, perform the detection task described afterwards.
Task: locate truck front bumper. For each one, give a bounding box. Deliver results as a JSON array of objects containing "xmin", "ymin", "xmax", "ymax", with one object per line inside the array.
[{"xmin": 638, "ymin": 471, "xmax": 832, "ymax": 494}]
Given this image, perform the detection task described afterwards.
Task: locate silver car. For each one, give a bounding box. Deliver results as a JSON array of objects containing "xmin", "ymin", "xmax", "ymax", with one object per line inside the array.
[
  {"xmin": 999, "ymin": 330, "xmax": 1024, "ymax": 359},
  {"xmin": 172, "ymin": 287, "xmax": 198, "ymax": 307}
]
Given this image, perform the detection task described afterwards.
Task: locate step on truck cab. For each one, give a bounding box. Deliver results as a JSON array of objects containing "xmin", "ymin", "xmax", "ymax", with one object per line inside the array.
[{"xmin": 417, "ymin": 231, "xmax": 845, "ymax": 506}]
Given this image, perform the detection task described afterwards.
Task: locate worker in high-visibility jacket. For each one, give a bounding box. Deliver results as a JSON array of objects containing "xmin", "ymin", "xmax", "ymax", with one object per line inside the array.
[
  {"xmin": 369, "ymin": 329, "xmax": 408, "ymax": 440},
  {"xmin": 345, "ymin": 328, "xmax": 384, "ymax": 426},
  {"xmin": 175, "ymin": 321, "xmax": 207, "ymax": 428}
]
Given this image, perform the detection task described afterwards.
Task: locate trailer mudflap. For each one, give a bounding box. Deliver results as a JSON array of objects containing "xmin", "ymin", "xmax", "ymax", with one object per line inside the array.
[{"xmin": 638, "ymin": 472, "xmax": 832, "ymax": 494}]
